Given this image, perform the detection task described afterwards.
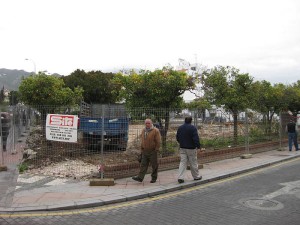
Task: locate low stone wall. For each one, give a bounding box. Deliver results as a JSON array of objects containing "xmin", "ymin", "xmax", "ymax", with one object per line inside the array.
[{"xmin": 104, "ymin": 140, "xmax": 287, "ymax": 179}]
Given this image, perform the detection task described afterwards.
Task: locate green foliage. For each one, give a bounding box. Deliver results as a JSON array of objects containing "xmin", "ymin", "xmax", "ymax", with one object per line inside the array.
[
  {"xmin": 201, "ymin": 135, "xmax": 268, "ymax": 150},
  {"xmin": 202, "ymin": 66, "xmax": 254, "ymax": 143},
  {"xmin": 249, "ymin": 126, "xmax": 265, "ymax": 139},
  {"xmin": 18, "ymin": 162, "xmax": 28, "ymax": 173},
  {"xmin": 201, "ymin": 125, "xmax": 280, "ymax": 150},
  {"xmin": 18, "ymin": 72, "xmax": 83, "ymax": 106},
  {"xmin": 184, "ymin": 97, "xmax": 211, "ymax": 112},
  {"xmin": 0, "ymin": 86, "xmax": 4, "ymax": 103},
  {"xmin": 63, "ymin": 69, "xmax": 122, "ymax": 104},
  {"xmin": 201, "ymin": 136, "xmax": 235, "ymax": 149},
  {"xmin": 117, "ymin": 67, "xmax": 196, "ymax": 155},
  {"xmin": 251, "ymin": 81, "xmax": 288, "ymax": 123},
  {"xmin": 283, "ymin": 83, "xmax": 300, "ymax": 114},
  {"xmin": 118, "ymin": 68, "xmax": 195, "ymax": 109},
  {"xmin": 0, "ymin": 103, "xmax": 9, "ymax": 112},
  {"xmin": 248, "ymin": 123, "xmax": 280, "ymax": 143},
  {"xmin": 251, "ymin": 80, "xmax": 300, "ymax": 118},
  {"xmin": 202, "ymin": 66, "xmax": 254, "ymax": 113},
  {"xmin": 8, "ymin": 90, "xmax": 19, "ymax": 105},
  {"xmin": 162, "ymin": 141, "xmax": 178, "ymax": 156},
  {"xmin": 250, "ymin": 80, "xmax": 300, "ymax": 133}
]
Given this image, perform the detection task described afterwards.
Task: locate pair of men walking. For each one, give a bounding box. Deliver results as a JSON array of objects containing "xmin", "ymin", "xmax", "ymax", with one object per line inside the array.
[{"xmin": 132, "ymin": 117, "xmax": 202, "ymax": 184}]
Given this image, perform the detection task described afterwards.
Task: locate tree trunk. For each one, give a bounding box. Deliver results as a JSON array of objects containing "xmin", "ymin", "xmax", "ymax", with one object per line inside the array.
[
  {"xmin": 233, "ymin": 112, "xmax": 238, "ymax": 146},
  {"xmin": 161, "ymin": 110, "xmax": 170, "ymax": 157}
]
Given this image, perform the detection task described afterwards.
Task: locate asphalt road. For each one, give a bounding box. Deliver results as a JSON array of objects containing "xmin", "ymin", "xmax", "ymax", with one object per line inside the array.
[{"xmin": 1, "ymin": 158, "xmax": 300, "ymax": 225}]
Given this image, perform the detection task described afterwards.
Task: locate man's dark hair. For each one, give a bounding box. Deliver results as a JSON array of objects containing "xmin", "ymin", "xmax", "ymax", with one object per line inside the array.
[{"xmin": 185, "ymin": 116, "xmax": 192, "ymax": 124}]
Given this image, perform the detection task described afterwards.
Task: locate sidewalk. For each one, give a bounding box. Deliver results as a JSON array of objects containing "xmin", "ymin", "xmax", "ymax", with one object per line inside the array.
[{"xmin": 1, "ymin": 149, "xmax": 300, "ymax": 212}]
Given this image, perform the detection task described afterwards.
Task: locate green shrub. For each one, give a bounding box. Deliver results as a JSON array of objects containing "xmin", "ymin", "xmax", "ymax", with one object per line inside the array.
[
  {"xmin": 18, "ymin": 162, "xmax": 29, "ymax": 173},
  {"xmin": 202, "ymin": 136, "xmax": 247, "ymax": 150}
]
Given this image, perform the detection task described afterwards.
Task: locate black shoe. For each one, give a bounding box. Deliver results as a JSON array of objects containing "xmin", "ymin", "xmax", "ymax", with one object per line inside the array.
[
  {"xmin": 150, "ymin": 179, "xmax": 156, "ymax": 183},
  {"xmin": 132, "ymin": 176, "xmax": 143, "ymax": 182},
  {"xmin": 178, "ymin": 179, "xmax": 184, "ymax": 184},
  {"xmin": 194, "ymin": 176, "xmax": 202, "ymax": 181}
]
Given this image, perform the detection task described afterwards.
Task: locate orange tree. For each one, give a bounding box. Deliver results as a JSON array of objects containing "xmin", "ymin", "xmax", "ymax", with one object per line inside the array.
[
  {"xmin": 202, "ymin": 66, "xmax": 254, "ymax": 145},
  {"xmin": 18, "ymin": 72, "xmax": 83, "ymax": 127},
  {"xmin": 116, "ymin": 67, "xmax": 196, "ymax": 156}
]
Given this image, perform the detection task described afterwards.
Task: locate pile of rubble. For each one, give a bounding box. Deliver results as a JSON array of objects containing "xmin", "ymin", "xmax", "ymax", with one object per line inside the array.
[
  {"xmin": 22, "ymin": 126, "xmax": 141, "ymax": 179},
  {"xmin": 25, "ymin": 159, "xmax": 98, "ymax": 180}
]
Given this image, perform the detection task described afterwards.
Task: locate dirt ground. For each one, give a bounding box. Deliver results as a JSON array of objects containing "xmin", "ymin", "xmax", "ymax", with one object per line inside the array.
[
  {"xmin": 23, "ymin": 125, "xmax": 147, "ymax": 179},
  {"xmin": 23, "ymin": 123, "xmax": 235, "ymax": 179}
]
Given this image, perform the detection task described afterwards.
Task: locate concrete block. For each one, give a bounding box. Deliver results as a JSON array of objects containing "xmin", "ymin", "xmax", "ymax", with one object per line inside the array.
[
  {"xmin": 0, "ymin": 165, "xmax": 8, "ymax": 172},
  {"xmin": 240, "ymin": 154, "xmax": 253, "ymax": 159},
  {"xmin": 89, "ymin": 178, "xmax": 115, "ymax": 186},
  {"xmin": 187, "ymin": 164, "xmax": 204, "ymax": 170}
]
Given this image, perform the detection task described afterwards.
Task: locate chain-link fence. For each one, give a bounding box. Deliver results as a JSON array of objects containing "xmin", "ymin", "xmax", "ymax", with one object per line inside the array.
[{"xmin": 1, "ymin": 103, "xmax": 293, "ymax": 179}]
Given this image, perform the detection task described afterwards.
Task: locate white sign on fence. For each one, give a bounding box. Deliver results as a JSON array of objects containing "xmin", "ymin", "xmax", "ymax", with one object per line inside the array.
[{"xmin": 46, "ymin": 114, "xmax": 78, "ymax": 143}]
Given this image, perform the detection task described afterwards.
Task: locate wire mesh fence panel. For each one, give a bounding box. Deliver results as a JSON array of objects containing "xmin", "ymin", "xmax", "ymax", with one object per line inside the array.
[
  {"xmin": 1, "ymin": 104, "xmax": 29, "ymax": 167},
  {"xmin": 1, "ymin": 103, "xmax": 285, "ymax": 179},
  {"xmin": 199, "ymin": 109, "xmax": 247, "ymax": 152}
]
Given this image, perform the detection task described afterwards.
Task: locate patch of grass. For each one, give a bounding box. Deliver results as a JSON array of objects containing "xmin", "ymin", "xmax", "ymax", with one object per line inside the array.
[
  {"xmin": 18, "ymin": 162, "xmax": 29, "ymax": 173},
  {"xmin": 202, "ymin": 136, "xmax": 248, "ymax": 150},
  {"xmin": 161, "ymin": 141, "xmax": 179, "ymax": 157}
]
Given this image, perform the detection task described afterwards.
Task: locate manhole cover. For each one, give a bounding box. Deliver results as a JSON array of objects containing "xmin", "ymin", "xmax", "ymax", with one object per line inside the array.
[{"xmin": 239, "ymin": 198, "xmax": 284, "ymax": 210}]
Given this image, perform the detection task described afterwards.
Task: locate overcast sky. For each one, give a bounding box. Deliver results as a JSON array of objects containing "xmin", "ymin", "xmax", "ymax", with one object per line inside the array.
[{"xmin": 1, "ymin": 0, "xmax": 300, "ymax": 87}]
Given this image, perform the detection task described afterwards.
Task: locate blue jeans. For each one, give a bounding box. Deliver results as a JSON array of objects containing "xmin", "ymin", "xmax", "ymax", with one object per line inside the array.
[{"xmin": 288, "ymin": 132, "xmax": 299, "ymax": 151}]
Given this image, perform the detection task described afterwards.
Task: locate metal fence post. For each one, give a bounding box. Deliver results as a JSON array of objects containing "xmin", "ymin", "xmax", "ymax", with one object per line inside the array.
[
  {"xmin": 241, "ymin": 110, "xmax": 252, "ymax": 159},
  {"xmin": 279, "ymin": 111, "xmax": 283, "ymax": 150},
  {"xmin": 0, "ymin": 113, "xmax": 3, "ymax": 165},
  {"xmin": 0, "ymin": 112, "xmax": 7, "ymax": 171},
  {"xmin": 245, "ymin": 110, "xmax": 249, "ymax": 154},
  {"xmin": 100, "ymin": 105, "xmax": 104, "ymax": 179},
  {"xmin": 11, "ymin": 106, "xmax": 16, "ymax": 153}
]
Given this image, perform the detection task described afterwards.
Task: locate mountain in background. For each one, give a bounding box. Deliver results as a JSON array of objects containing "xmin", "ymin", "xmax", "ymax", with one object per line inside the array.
[
  {"xmin": 0, "ymin": 68, "xmax": 31, "ymax": 91},
  {"xmin": 0, "ymin": 67, "xmax": 145, "ymax": 91},
  {"xmin": 0, "ymin": 68, "xmax": 61, "ymax": 91}
]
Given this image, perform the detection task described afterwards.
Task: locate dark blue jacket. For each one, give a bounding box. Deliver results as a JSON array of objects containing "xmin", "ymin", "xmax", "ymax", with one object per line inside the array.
[
  {"xmin": 176, "ymin": 122, "xmax": 200, "ymax": 149},
  {"xmin": 287, "ymin": 122, "xmax": 296, "ymax": 133}
]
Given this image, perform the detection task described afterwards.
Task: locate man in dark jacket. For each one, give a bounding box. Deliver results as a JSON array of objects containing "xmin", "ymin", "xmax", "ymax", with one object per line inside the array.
[
  {"xmin": 176, "ymin": 116, "xmax": 202, "ymax": 183},
  {"xmin": 286, "ymin": 119, "xmax": 299, "ymax": 151}
]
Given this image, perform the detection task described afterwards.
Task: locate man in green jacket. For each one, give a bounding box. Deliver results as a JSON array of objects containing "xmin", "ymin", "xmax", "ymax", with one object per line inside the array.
[{"xmin": 132, "ymin": 118, "xmax": 161, "ymax": 183}]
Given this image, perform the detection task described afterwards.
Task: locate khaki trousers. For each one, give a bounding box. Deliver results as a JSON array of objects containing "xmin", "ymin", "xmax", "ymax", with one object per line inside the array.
[{"xmin": 178, "ymin": 148, "xmax": 200, "ymax": 180}]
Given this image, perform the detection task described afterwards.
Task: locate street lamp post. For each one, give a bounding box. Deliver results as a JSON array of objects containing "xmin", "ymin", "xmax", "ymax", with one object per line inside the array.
[{"xmin": 25, "ymin": 58, "xmax": 36, "ymax": 74}]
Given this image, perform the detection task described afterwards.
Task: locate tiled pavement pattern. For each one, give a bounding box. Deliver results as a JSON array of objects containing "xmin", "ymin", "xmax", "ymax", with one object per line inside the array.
[
  {"xmin": 15, "ymin": 175, "xmax": 74, "ymax": 192},
  {"xmin": 0, "ymin": 148, "xmax": 300, "ymax": 212}
]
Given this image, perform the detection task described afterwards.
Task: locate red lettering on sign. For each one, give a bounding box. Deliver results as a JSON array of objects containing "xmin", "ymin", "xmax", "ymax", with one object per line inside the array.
[{"xmin": 49, "ymin": 115, "xmax": 74, "ymax": 126}]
